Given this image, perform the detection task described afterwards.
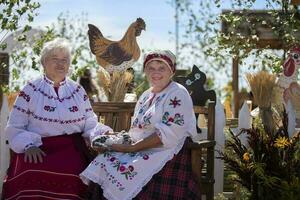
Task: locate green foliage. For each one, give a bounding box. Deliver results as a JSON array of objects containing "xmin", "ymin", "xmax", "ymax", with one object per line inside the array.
[
  {"xmin": 4, "ymin": 12, "xmax": 98, "ymax": 91},
  {"xmin": 133, "ymin": 71, "xmax": 149, "ymax": 98},
  {"xmin": 54, "ymin": 13, "xmax": 98, "ymax": 81},
  {"xmin": 0, "ymin": 0, "xmax": 40, "ymax": 47},
  {"xmin": 173, "ymin": 0, "xmax": 300, "ymax": 88},
  {"xmin": 220, "ymin": 113, "xmax": 300, "ymax": 200},
  {"xmin": 0, "ymin": 0, "xmax": 41, "ymax": 91}
]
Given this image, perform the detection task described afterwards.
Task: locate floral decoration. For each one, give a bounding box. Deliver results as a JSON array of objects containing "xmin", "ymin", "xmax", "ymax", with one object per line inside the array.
[
  {"xmin": 169, "ymin": 96, "xmax": 181, "ymax": 108},
  {"xmin": 162, "ymin": 112, "xmax": 184, "ymax": 126}
]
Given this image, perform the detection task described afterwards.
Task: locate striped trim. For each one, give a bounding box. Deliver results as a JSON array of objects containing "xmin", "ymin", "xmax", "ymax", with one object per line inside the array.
[
  {"xmin": 7, "ymin": 189, "xmax": 84, "ymax": 200},
  {"xmin": 6, "ymin": 169, "xmax": 81, "ymax": 182}
]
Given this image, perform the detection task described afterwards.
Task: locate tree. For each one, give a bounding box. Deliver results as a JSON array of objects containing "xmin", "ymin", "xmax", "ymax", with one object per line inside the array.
[
  {"xmin": 0, "ymin": 0, "xmax": 40, "ymax": 50},
  {"xmin": 0, "ymin": 0, "xmax": 41, "ymax": 105},
  {"xmin": 4, "ymin": 12, "xmax": 100, "ymax": 91},
  {"xmin": 173, "ymin": 0, "xmax": 300, "ymax": 91}
]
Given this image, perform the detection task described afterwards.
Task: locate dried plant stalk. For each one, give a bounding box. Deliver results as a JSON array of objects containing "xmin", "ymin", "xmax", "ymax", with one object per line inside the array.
[
  {"xmin": 246, "ymin": 71, "xmax": 277, "ymax": 133},
  {"xmin": 110, "ymin": 71, "xmax": 133, "ymax": 101},
  {"xmin": 97, "ymin": 66, "xmax": 133, "ymax": 102},
  {"xmin": 245, "ymin": 71, "xmax": 276, "ymax": 108},
  {"xmin": 97, "ymin": 67, "xmax": 111, "ymax": 99}
]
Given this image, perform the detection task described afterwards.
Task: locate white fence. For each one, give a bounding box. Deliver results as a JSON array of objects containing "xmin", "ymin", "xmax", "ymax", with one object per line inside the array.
[{"xmin": 0, "ymin": 95, "xmax": 10, "ymax": 194}]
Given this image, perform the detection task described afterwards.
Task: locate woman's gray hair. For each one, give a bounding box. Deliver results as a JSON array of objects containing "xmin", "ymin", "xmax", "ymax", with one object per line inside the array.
[{"xmin": 40, "ymin": 38, "xmax": 71, "ymax": 66}]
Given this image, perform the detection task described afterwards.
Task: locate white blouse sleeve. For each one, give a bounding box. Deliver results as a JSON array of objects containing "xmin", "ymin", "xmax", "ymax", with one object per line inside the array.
[
  {"xmin": 5, "ymin": 85, "xmax": 43, "ymax": 153},
  {"xmin": 80, "ymin": 88, "xmax": 113, "ymax": 142},
  {"xmin": 154, "ymin": 89, "xmax": 196, "ymax": 148}
]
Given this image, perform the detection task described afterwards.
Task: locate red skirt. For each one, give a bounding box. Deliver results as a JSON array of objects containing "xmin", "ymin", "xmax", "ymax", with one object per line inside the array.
[{"xmin": 2, "ymin": 133, "xmax": 90, "ymax": 200}]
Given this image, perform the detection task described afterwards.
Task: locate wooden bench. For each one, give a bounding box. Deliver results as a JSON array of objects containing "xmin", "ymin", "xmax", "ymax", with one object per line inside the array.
[{"xmin": 91, "ymin": 101, "xmax": 216, "ymax": 200}]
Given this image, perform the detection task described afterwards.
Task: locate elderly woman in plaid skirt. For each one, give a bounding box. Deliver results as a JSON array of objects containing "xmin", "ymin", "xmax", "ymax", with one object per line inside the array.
[{"xmin": 81, "ymin": 50, "xmax": 201, "ymax": 200}]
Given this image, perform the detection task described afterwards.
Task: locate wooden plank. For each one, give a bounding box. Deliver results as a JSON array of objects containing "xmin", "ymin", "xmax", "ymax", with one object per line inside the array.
[
  {"xmin": 191, "ymin": 148, "xmax": 202, "ymax": 193},
  {"xmin": 233, "ymin": 56, "xmax": 239, "ymax": 118},
  {"xmin": 291, "ymin": 0, "xmax": 300, "ymax": 5},
  {"xmin": 188, "ymin": 140, "xmax": 216, "ymax": 149}
]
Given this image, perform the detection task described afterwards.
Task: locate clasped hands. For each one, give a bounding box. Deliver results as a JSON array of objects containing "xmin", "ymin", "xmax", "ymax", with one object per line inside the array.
[{"xmin": 92, "ymin": 131, "xmax": 136, "ymax": 154}]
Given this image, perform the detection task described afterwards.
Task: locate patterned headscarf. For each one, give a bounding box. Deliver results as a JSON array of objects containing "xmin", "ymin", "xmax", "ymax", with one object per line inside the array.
[{"xmin": 143, "ymin": 50, "xmax": 176, "ymax": 73}]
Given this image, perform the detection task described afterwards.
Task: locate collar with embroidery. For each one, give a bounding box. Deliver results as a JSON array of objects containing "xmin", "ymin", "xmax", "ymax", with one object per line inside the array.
[{"xmin": 43, "ymin": 75, "xmax": 67, "ymax": 86}]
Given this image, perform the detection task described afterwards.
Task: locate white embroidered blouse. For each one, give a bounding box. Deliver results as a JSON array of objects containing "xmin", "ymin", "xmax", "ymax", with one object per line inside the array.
[
  {"xmin": 79, "ymin": 81, "xmax": 197, "ymax": 200},
  {"xmin": 5, "ymin": 76, "xmax": 112, "ymax": 153},
  {"xmin": 129, "ymin": 81, "xmax": 197, "ymax": 149}
]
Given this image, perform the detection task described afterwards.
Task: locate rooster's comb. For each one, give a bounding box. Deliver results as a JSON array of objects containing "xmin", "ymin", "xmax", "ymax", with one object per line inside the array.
[
  {"xmin": 136, "ymin": 18, "xmax": 145, "ymax": 26},
  {"xmin": 290, "ymin": 46, "xmax": 300, "ymax": 53}
]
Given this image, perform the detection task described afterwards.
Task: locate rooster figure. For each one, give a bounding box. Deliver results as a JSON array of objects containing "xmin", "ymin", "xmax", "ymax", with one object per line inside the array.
[
  {"xmin": 88, "ymin": 18, "xmax": 146, "ymax": 73},
  {"xmin": 272, "ymin": 46, "xmax": 300, "ymax": 127}
]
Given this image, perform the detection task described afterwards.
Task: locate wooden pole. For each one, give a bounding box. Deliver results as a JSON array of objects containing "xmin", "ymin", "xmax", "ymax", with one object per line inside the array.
[{"xmin": 232, "ymin": 55, "xmax": 239, "ymax": 118}]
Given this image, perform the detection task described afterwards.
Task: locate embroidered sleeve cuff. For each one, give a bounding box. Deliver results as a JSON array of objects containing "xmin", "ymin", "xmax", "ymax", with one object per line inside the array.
[{"xmin": 24, "ymin": 143, "xmax": 35, "ymax": 151}]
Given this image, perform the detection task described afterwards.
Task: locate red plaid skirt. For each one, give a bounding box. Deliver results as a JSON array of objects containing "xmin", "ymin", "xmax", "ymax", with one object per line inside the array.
[
  {"xmin": 87, "ymin": 138, "xmax": 201, "ymax": 200},
  {"xmin": 2, "ymin": 133, "xmax": 89, "ymax": 200}
]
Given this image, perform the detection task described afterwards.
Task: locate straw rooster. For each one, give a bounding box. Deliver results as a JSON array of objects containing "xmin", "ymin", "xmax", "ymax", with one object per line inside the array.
[{"xmin": 88, "ymin": 18, "xmax": 146, "ymax": 73}]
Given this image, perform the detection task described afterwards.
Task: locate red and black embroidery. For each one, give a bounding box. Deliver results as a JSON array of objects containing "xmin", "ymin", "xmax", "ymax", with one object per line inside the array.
[
  {"xmin": 169, "ymin": 96, "xmax": 181, "ymax": 108},
  {"xmin": 28, "ymin": 82, "xmax": 81, "ymax": 102},
  {"xmin": 85, "ymin": 108, "xmax": 93, "ymax": 112},
  {"xmin": 44, "ymin": 105, "xmax": 56, "ymax": 112},
  {"xmin": 19, "ymin": 91, "xmax": 30, "ymax": 102},
  {"xmin": 13, "ymin": 105, "xmax": 85, "ymax": 124},
  {"xmin": 44, "ymin": 76, "xmax": 66, "ymax": 86},
  {"xmin": 84, "ymin": 94, "xmax": 89, "ymax": 101},
  {"xmin": 69, "ymin": 106, "xmax": 79, "ymax": 112}
]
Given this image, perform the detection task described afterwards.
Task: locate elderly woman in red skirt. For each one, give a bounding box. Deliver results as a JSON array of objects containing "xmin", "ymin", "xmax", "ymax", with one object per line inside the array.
[
  {"xmin": 2, "ymin": 38, "xmax": 112, "ymax": 199},
  {"xmin": 80, "ymin": 50, "xmax": 201, "ymax": 200}
]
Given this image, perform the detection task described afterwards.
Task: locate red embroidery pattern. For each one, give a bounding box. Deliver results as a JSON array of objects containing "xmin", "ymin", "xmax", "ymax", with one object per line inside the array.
[
  {"xmin": 169, "ymin": 96, "xmax": 181, "ymax": 108},
  {"xmin": 13, "ymin": 105, "xmax": 85, "ymax": 124},
  {"xmin": 28, "ymin": 82, "xmax": 81, "ymax": 102},
  {"xmin": 44, "ymin": 76, "xmax": 66, "ymax": 86},
  {"xmin": 85, "ymin": 108, "xmax": 93, "ymax": 112},
  {"xmin": 19, "ymin": 91, "xmax": 30, "ymax": 102},
  {"xmin": 68, "ymin": 106, "xmax": 79, "ymax": 112},
  {"xmin": 44, "ymin": 105, "xmax": 56, "ymax": 112}
]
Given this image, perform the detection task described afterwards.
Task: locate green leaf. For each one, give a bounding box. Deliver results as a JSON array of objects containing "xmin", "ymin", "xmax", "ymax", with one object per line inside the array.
[{"xmin": 12, "ymin": 68, "xmax": 20, "ymax": 80}]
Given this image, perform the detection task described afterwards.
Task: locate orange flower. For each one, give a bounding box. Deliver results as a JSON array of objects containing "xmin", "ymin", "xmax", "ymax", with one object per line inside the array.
[{"xmin": 243, "ymin": 152, "xmax": 250, "ymax": 162}]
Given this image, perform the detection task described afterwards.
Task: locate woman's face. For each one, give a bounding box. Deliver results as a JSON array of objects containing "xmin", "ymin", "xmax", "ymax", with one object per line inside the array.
[
  {"xmin": 145, "ymin": 60, "xmax": 173, "ymax": 92},
  {"xmin": 43, "ymin": 49, "xmax": 70, "ymax": 83}
]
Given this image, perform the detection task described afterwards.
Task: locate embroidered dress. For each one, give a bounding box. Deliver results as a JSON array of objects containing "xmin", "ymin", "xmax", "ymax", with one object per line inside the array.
[
  {"xmin": 2, "ymin": 76, "xmax": 112, "ymax": 199},
  {"xmin": 80, "ymin": 81, "xmax": 198, "ymax": 200}
]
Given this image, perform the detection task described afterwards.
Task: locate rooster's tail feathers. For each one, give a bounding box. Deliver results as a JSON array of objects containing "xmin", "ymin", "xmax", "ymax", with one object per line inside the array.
[{"xmin": 88, "ymin": 24, "xmax": 104, "ymax": 54}]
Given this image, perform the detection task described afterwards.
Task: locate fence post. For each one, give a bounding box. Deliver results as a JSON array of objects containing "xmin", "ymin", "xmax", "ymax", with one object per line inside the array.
[
  {"xmin": 0, "ymin": 52, "xmax": 9, "ymax": 194},
  {"xmin": 0, "ymin": 95, "xmax": 10, "ymax": 194}
]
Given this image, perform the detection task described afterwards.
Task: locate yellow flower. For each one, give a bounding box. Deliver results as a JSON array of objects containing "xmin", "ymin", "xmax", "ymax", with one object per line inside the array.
[
  {"xmin": 274, "ymin": 136, "xmax": 290, "ymax": 149},
  {"xmin": 243, "ymin": 152, "xmax": 250, "ymax": 162}
]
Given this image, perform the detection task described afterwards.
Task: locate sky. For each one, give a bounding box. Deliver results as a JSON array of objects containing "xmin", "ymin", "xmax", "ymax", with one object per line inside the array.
[
  {"xmin": 7, "ymin": 0, "xmax": 272, "ymax": 92},
  {"xmin": 32, "ymin": 0, "xmax": 178, "ymax": 53},
  {"xmin": 31, "ymin": 0, "xmax": 268, "ymax": 50}
]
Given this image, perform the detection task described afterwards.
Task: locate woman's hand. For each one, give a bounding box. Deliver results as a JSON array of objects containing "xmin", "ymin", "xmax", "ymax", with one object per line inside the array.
[
  {"xmin": 111, "ymin": 144, "xmax": 135, "ymax": 153},
  {"xmin": 104, "ymin": 130, "xmax": 117, "ymax": 135},
  {"xmin": 92, "ymin": 146, "xmax": 108, "ymax": 154},
  {"xmin": 24, "ymin": 146, "xmax": 46, "ymax": 163}
]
